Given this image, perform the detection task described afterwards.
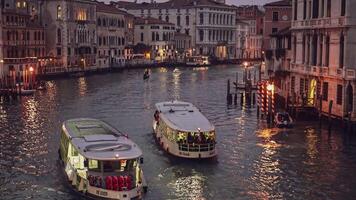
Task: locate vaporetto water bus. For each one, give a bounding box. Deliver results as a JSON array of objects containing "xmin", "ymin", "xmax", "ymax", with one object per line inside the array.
[
  {"xmin": 59, "ymin": 118, "xmax": 147, "ymax": 199},
  {"xmin": 153, "ymin": 101, "xmax": 217, "ymax": 159}
]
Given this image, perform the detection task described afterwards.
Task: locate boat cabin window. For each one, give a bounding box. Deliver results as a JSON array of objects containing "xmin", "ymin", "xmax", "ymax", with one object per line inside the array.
[
  {"xmin": 177, "ymin": 131, "xmax": 215, "ymax": 144},
  {"xmin": 88, "ymin": 159, "xmax": 99, "ymax": 171},
  {"xmin": 87, "ymin": 159, "xmax": 137, "ymax": 173}
]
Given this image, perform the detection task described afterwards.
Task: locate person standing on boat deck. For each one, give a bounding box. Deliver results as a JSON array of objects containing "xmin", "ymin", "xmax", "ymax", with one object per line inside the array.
[
  {"xmin": 187, "ymin": 132, "xmax": 193, "ymax": 143},
  {"xmin": 154, "ymin": 110, "xmax": 160, "ymax": 126}
]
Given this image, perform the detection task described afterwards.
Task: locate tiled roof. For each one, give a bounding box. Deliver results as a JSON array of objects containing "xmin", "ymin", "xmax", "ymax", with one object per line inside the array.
[
  {"xmin": 264, "ymin": 0, "xmax": 292, "ymax": 7},
  {"xmin": 134, "ymin": 17, "xmax": 175, "ymax": 25},
  {"xmin": 115, "ymin": 0, "xmax": 234, "ymax": 10},
  {"xmin": 96, "ymin": 2, "xmax": 128, "ymax": 15}
]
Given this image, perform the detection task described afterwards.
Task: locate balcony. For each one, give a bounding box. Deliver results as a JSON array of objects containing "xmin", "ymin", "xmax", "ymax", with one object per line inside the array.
[{"xmin": 292, "ymin": 17, "xmax": 347, "ymax": 30}]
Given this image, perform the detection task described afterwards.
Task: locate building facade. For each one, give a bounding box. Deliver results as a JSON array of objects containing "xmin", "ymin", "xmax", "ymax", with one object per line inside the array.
[
  {"xmin": 1, "ymin": 0, "xmax": 45, "ymax": 88},
  {"xmin": 263, "ymin": 0, "xmax": 292, "ymax": 50},
  {"xmin": 97, "ymin": 2, "xmax": 126, "ymax": 68},
  {"xmin": 236, "ymin": 5, "xmax": 265, "ymax": 60},
  {"xmin": 134, "ymin": 17, "xmax": 175, "ymax": 61},
  {"xmin": 42, "ymin": 0, "xmax": 97, "ymax": 73},
  {"xmin": 235, "ymin": 19, "xmax": 248, "ymax": 59},
  {"xmin": 115, "ymin": 0, "xmax": 237, "ymax": 60},
  {"xmin": 286, "ymin": 0, "xmax": 356, "ymax": 120}
]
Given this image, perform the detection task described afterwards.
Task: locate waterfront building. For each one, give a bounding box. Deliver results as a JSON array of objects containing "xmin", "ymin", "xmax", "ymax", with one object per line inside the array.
[
  {"xmin": 263, "ymin": 0, "xmax": 292, "ymax": 50},
  {"xmin": 0, "ymin": 0, "xmax": 45, "ymax": 88},
  {"xmin": 114, "ymin": 0, "xmax": 237, "ymax": 60},
  {"xmin": 265, "ymin": 27, "xmax": 292, "ymax": 104},
  {"xmin": 279, "ymin": 0, "xmax": 356, "ymax": 120},
  {"xmin": 96, "ymin": 2, "xmax": 126, "ymax": 68},
  {"xmin": 235, "ymin": 19, "xmax": 249, "ymax": 59},
  {"xmin": 42, "ymin": 0, "xmax": 97, "ymax": 73},
  {"xmin": 124, "ymin": 12, "xmax": 135, "ymax": 61},
  {"xmin": 236, "ymin": 5, "xmax": 265, "ymax": 60},
  {"xmin": 133, "ymin": 17, "xmax": 175, "ymax": 62},
  {"xmin": 174, "ymin": 33, "xmax": 192, "ymax": 62}
]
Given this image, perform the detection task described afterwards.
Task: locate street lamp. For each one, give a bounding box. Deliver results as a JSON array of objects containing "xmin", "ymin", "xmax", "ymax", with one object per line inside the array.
[
  {"xmin": 266, "ymin": 82, "xmax": 274, "ymax": 125},
  {"xmin": 266, "ymin": 83, "xmax": 274, "ymax": 93},
  {"xmin": 243, "ymin": 61, "xmax": 248, "ymax": 68}
]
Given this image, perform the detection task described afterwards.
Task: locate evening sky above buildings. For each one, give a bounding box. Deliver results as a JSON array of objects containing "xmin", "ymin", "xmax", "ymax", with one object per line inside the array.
[{"xmin": 102, "ymin": 0, "xmax": 276, "ymax": 5}]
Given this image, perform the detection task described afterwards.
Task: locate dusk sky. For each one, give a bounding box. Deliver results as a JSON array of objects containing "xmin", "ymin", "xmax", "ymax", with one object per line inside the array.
[{"xmin": 102, "ymin": 0, "xmax": 276, "ymax": 6}]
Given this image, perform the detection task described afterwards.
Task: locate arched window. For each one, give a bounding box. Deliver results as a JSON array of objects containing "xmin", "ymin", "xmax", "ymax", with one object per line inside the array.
[
  {"xmin": 339, "ymin": 34, "xmax": 344, "ymax": 68},
  {"xmin": 186, "ymin": 15, "xmax": 189, "ymax": 26},
  {"xmin": 57, "ymin": 5, "xmax": 62, "ymax": 19},
  {"xmin": 57, "ymin": 28, "xmax": 61, "ymax": 44},
  {"xmin": 177, "ymin": 16, "xmax": 181, "ymax": 26},
  {"xmin": 325, "ymin": 35, "xmax": 330, "ymax": 67},
  {"xmin": 166, "ymin": 15, "xmax": 169, "ymax": 22},
  {"xmin": 341, "ymin": 0, "xmax": 346, "ymax": 16},
  {"xmin": 97, "ymin": 18, "xmax": 101, "ymax": 26}
]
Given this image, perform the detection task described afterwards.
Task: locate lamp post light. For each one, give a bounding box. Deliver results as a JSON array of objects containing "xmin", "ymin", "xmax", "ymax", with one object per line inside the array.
[
  {"xmin": 29, "ymin": 66, "xmax": 34, "ymax": 89},
  {"xmin": 266, "ymin": 82, "xmax": 275, "ymax": 125}
]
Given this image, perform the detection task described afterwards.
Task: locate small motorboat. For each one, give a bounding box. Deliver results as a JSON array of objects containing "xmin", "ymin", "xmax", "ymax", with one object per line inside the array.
[
  {"xmin": 143, "ymin": 70, "xmax": 150, "ymax": 80},
  {"xmin": 37, "ymin": 81, "xmax": 46, "ymax": 90},
  {"xmin": 19, "ymin": 89, "xmax": 36, "ymax": 95},
  {"xmin": 274, "ymin": 112, "xmax": 293, "ymax": 128}
]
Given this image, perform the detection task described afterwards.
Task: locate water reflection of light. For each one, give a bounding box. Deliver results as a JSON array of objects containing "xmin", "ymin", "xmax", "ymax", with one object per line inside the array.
[
  {"xmin": 0, "ymin": 105, "xmax": 8, "ymax": 122},
  {"xmin": 305, "ymin": 128, "xmax": 318, "ymax": 159},
  {"xmin": 192, "ymin": 67, "xmax": 209, "ymax": 71},
  {"xmin": 169, "ymin": 173, "xmax": 206, "ymax": 200},
  {"xmin": 172, "ymin": 68, "xmax": 181, "ymax": 100},
  {"xmin": 251, "ymin": 128, "xmax": 282, "ymax": 199},
  {"xmin": 78, "ymin": 77, "xmax": 87, "ymax": 96},
  {"xmin": 159, "ymin": 67, "xmax": 168, "ymax": 73}
]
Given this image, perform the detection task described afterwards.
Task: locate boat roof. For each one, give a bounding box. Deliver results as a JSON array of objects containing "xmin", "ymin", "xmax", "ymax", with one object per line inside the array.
[
  {"xmin": 155, "ymin": 101, "xmax": 215, "ymax": 132},
  {"xmin": 62, "ymin": 118, "xmax": 142, "ymax": 161}
]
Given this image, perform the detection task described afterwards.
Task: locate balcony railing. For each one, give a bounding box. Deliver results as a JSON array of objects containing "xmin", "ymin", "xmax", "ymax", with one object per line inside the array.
[{"xmin": 178, "ymin": 143, "xmax": 215, "ymax": 152}]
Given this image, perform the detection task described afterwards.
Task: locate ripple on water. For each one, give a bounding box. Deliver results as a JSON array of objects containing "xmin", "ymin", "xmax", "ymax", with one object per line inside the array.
[{"xmin": 1, "ymin": 66, "xmax": 356, "ymax": 200}]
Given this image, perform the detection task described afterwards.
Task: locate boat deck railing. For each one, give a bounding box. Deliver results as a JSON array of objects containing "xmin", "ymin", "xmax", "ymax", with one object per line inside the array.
[{"xmin": 178, "ymin": 143, "xmax": 215, "ymax": 152}]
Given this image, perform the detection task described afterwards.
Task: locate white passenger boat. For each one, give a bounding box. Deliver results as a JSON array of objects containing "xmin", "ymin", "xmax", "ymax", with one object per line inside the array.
[
  {"xmin": 153, "ymin": 101, "xmax": 217, "ymax": 159},
  {"xmin": 59, "ymin": 118, "xmax": 147, "ymax": 199}
]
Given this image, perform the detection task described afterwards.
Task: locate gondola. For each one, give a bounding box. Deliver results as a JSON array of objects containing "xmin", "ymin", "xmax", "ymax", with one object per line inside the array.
[{"xmin": 274, "ymin": 112, "xmax": 294, "ymax": 128}]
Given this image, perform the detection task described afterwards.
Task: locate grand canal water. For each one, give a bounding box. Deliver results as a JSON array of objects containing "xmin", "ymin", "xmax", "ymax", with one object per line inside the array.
[{"xmin": 1, "ymin": 65, "xmax": 356, "ymax": 200}]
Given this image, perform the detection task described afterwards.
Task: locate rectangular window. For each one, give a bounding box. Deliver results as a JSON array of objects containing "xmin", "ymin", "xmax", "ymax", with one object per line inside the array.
[
  {"xmin": 272, "ymin": 12, "xmax": 279, "ymax": 21},
  {"xmin": 322, "ymin": 82, "xmax": 328, "ymax": 101},
  {"xmin": 341, "ymin": 0, "xmax": 346, "ymax": 16},
  {"xmin": 272, "ymin": 28, "xmax": 278, "ymax": 33},
  {"xmin": 57, "ymin": 47, "xmax": 62, "ymax": 56},
  {"xmin": 140, "ymin": 33, "xmax": 144, "ymax": 42},
  {"xmin": 337, "ymin": 84, "xmax": 342, "ymax": 105},
  {"xmin": 300, "ymin": 78, "xmax": 305, "ymax": 95}
]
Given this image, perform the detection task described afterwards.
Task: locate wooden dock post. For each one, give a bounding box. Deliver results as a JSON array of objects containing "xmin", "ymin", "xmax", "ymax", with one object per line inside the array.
[
  {"xmin": 240, "ymin": 92, "xmax": 244, "ymax": 106},
  {"xmin": 234, "ymin": 93, "xmax": 237, "ymax": 105},
  {"xmin": 328, "ymin": 100, "xmax": 333, "ymax": 133},
  {"xmin": 227, "ymin": 79, "xmax": 232, "ymax": 104}
]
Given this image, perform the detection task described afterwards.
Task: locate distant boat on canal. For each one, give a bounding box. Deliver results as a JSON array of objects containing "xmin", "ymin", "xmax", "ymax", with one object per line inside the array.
[
  {"xmin": 274, "ymin": 112, "xmax": 294, "ymax": 128},
  {"xmin": 143, "ymin": 70, "xmax": 150, "ymax": 80},
  {"xmin": 59, "ymin": 118, "xmax": 147, "ymax": 199},
  {"xmin": 153, "ymin": 101, "xmax": 217, "ymax": 159}
]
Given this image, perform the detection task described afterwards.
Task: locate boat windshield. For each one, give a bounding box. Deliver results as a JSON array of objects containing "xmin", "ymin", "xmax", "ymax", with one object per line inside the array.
[
  {"xmin": 88, "ymin": 159, "xmax": 137, "ymax": 173},
  {"xmin": 176, "ymin": 130, "xmax": 215, "ymax": 144}
]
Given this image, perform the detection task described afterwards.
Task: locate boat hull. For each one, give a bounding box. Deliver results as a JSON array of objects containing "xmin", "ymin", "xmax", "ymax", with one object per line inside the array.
[
  {"xmin": 60, "ymin": 160, "xmax": 144, "ymax": 200},
  {"xmin": 153, "ymin": 121, "xmax": 217, "ymax": 159}
]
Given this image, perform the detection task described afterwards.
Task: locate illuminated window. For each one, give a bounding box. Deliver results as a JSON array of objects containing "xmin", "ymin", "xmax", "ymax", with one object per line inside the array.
[
  {"xmin": 77, "ymin": 9, "xmax": 87, "ymax": 21},
  {"xmin": 16, "ymin": 1, "xmax": 21, "ymax": 8},
  {"xmin": 57, "ymin": 5, "xmax": 62, "ymax": 19},
  {"xmin": 23, "ymin": 1, "xmax": 26, "ymax": 8}
]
